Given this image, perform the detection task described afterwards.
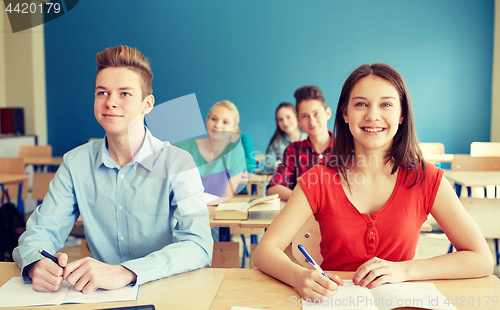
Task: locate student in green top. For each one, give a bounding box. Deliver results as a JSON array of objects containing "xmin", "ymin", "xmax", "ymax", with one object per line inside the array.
[{"xmin": 176, "ymin": 100, "xmax": 247, "ymax": 238}]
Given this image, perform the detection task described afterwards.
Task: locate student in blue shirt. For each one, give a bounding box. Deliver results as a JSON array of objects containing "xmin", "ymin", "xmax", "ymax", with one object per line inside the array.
[{"xmin": 13, "ymin": 46, "xmax": 213, "ymax": 294}]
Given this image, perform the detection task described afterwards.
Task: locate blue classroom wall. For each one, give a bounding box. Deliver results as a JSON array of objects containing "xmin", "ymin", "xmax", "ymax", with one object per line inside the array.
[{"xmin": 44, "ymin": 0, "xmax": 494, "ymax": 156}]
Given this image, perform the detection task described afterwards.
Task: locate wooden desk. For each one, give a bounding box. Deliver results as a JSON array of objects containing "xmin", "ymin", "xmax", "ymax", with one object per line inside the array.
[
  {"xmin": 0, "ymin": 262, "xmax": 226, "ymax": 310},
  {"xmin": 2, "ymin": 263, "xmax": 499, "ymax": 310},
  {"xmin": 424, "ymin": 153, "xmax": 454, "ymax": 163},
  {"xmin": 22, "ymin": 156, "xmax": 63, "ymax": 166},
  {"xmin": 0, "ymin": 173, "xmax": 29, "ymax": 213},
  {"xmin": 0, "ymin": 173, "xmax": 29, "ymax": 185},
  {"xmin": 211, "ymin": 269, "xmax": 500, "ymax": 310},
  {"xmin": 255, "ymin": 153, "xmax": 266, "ymax": 162},
  {"xmin": 245, "ymin": 173, "xmax": 273, "ymax": 196},
  {"xmin": 444, "ymin": 170, "xmax": 500, "ymax": 187},
  {"xmin": 444, "ymin": 170, "xmax": 500, "ymax": 197}
]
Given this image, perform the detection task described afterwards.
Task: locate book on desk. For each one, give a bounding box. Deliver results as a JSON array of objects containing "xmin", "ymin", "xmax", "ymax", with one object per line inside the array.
[{"xmin": 215, "ymin": 194, "xmax": 281, "ymax": 220}]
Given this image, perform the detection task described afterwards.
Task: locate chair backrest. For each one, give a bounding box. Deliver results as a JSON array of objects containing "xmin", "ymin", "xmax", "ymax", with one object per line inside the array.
[
  {"xmin": 419, "ymin": 143, "xmax": 445, "ymax": 155},
  {"xmin": 460, "ymin": 198, "xmax": 500, "ymax": 239},
  {"xmin": 0, "ymin": 157, "xmax": 25, "ymax": 174},
  {"xmin": 451, "ymin": 154, "xmax": 500, "ymax": 171},
  {"xmin": 18, "ymin": 145, "xmax": 52, "ymax": 158},
  {"xmin": 291, "ymin": 215, "xmax": 322, "ymax": 269},
  {"xmin": 470, "ymin": 142, "xmax": 500, "ymax": 157},
  {"xmin": 0, "ymin": 157, "xmax": 28, "ymax": 200},
  {"xmin": 31, "ymin": 172, "xmax": 56, "ymax": 201}
]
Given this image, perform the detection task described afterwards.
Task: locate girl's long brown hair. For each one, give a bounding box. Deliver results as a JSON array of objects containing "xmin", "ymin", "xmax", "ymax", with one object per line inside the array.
[
  {"xmin": 266, "ymin": 102, "xmax": 296, "ymax": 153},
  {"xmin": 330, "ymin": 63, "xmax": 425, "ymax": 187}
]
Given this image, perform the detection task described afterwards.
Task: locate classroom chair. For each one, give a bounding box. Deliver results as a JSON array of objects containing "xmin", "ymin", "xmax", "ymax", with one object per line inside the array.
[
  {"xmin": 0, "ymin": 157, "xmax": 28, "ymax": 213},
  {"xmin": 419, "ymin": 142, "xmax": 445, "ymax": 167},
  {"xmin": 470, "ymin": 142, "xmax": 500, "ymax": 157},
  {"xmin": 19, "ymin": 145, "xmax": 52, "ymax": 172},
  {"xmin": 470, "ymin": 142, "xmax": 500, "ymax": 199},
  {"xmin": 211, "ymin": 242, "xmax": 240, "ymax": 268},
  {"xmin": 448, "ymin": 154, "xmax": 500, "ymax": 261},
  {"xmin": 451, "ymin": 154, "xmax": 500, "ymax": 198},
  {"xmin": 291, "ymin": 215, "xmax": 322, "ymax": 269},
  {"xmin": 31, "ymin": 172, "xmax": 56, "ymax": 204},
  {"xmin": 18, "ymin": 145, "xmax": 52, "ymax": 158},
  {"xmin": 460, "ymin": 198, "xmax": 500, "ymax": 265}
]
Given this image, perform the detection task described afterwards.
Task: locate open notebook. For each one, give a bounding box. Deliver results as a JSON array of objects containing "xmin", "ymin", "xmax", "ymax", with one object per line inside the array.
[
  {"xmin": 301, "ymin": 280, "xmax": 457, "ymax": 310},
  {"xmin": 0, "ymin": 277, "xmax": 139, "ymax": 307}
]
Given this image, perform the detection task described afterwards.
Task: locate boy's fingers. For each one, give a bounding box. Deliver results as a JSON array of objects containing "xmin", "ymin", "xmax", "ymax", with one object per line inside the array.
[
  {"xmin": 41, "ymin": 258, "xmax": 64, "ymax": 277},
  {"xmin": 55, "ymin": 252, "xmax": 68, "ymax": 267}
]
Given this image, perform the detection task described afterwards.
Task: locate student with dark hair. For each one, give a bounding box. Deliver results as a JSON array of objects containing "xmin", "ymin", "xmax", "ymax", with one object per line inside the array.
[
  {"xmin": 266, "ymin": 86, "xmax": 333, "ymax": 201},
  {"xmin": 13, "ymin": 45, "xmax": 213, "ymax": 293},
  {"xmin": 254, "ymin": 63, "xmax": 492, "ymax": 301},
  {"xmin": 263, "ymin": 102, "xmax": 307, "ymax": 174}
]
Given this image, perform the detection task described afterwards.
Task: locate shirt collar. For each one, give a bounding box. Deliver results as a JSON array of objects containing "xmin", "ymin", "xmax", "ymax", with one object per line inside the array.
[
  {"xmin": 304, "ymin": 131, "xmax": 334, "ymax": 152},
  {"xmin": 95, "ymin": 127, "xmax": 166, "ymax": 171}
]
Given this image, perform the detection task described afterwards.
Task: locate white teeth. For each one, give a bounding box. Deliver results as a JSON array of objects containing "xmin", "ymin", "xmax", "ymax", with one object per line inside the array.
[{"xmin": 364, "ymin": 127, "xmax": 384, "ymax": 133}]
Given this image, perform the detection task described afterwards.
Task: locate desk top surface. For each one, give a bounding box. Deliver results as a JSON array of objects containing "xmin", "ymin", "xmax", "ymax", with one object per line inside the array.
[
  {"xmin": 0, "ymin": 173, "xmax": 29, "ymax": 184},
  {"xmin": 1, "ymin": 263, "xmax": 499, "ymax": 310},
  {"xmin": 423, "ymin": 154, "xmax": 455, "ymax": 163},
  {"xmin": 444, "ymin": 170, "xmax": 500, "ymax": 186},
  {"xmin": 22, "ymin": 156, "xmax": 63, "ymax": 166}
]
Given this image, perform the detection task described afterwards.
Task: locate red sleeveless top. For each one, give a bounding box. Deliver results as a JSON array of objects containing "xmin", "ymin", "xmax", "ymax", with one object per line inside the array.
[{"xmin": 298, "ymin": 162, "xmax": 443, "ymax": 271}]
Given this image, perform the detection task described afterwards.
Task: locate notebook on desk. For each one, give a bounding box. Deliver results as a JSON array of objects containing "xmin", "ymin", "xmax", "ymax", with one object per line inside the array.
[
  {"xmin": 0, "ymin": 277, "xmax": 139, "ymax": 307},
  {"xmin": 215, "ymin": 194, "xmax": 281, "ymax": 220},
  {"xmin": 301, "ymin": 280, "xmax": 457, "ymax": 310}
]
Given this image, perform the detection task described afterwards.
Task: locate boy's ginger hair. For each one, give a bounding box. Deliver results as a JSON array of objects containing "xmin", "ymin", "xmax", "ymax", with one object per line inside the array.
[{"xmin": 96, "ymin": 45, "xmax": 153, "ymax": 99}]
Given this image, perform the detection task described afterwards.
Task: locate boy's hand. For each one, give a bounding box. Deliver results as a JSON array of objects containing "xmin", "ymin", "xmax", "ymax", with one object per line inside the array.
[
  {"xmin": 28, "ymin": 252, "xmax": 68, "ymax": 292},
  {"xmin": 292, "ymin": 269, "xmax": 344, "ymax": 301},
  {"xmin": 63, "ymin": 257, "xmax": 137, "ymax": 294}
]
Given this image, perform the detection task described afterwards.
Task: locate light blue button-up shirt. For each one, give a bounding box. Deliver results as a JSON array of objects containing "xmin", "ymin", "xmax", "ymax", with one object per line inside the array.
[{"xmin": 13, "ymin": 128, "xmax": 213, "ymax": 285}]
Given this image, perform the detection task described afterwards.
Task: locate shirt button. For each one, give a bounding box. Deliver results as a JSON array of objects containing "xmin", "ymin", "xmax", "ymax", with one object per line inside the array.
[
  {"xmin": 319, "ymin": 154, "xmax": 324, "ymax": 159},
  {"xmin": 372, "ymin": 215, "xmax": 377, "ymax": 220},
  {"xmin": 118, "ymin": 206, "xmax": 123, "ymax": 210},
  {"xmin": 369, "ymin": 231, "xmax": 374, "ymax": 236},
  {"xmin": 369, "ymin": 245, "xmax": 374, "ymax": 250},
  {"xmin": 369, "ymin": 239, "xmax": 374, "ymax": 243},
  {"xmin": 120, "ymin": 236, "xmax": 124, "ymax": 241},
  {"xmin": 120, "ymin": 174, "xmax": 125, "ymax": 179}
]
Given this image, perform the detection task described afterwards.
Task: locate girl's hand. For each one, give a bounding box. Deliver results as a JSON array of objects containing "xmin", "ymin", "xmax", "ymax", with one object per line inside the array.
[
  {"xmin": 292, "ymin": 269, "xmax": 344, "ymax": 301},
  {"xmin": 353, "ymin": 257, "xmax": 408, "ymax": 289}
]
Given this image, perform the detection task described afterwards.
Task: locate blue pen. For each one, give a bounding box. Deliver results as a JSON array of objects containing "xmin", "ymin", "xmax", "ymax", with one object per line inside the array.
[
  {"xmin": 38, "ymin": 249, "xmax": 59, "ymax": 265},
  {"xmin": 298, "ymin": 244, "xmax": 330, "ymax": 280}
]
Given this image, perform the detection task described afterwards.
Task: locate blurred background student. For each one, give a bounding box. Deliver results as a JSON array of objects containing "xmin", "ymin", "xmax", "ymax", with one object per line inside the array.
[
  {"xmin": 263, "ymin": 102, "xmax": 307, "ymax": 174},
  {"xmin": 266, "ymin": 86, "xmax": 333, "ymax": 201},
  {"xmin": 176, "ymin": 100, "xmax": 247, "ymax": 240}
]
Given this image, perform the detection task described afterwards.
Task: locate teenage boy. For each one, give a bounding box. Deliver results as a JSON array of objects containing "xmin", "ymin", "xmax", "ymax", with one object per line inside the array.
[
  {"xmin": 266, "ymin": 86, "xmax": 333, "ymax": 201},
  {"xmin": 13, "ymin": 46, "xmax": 213, "ymax": 294}
]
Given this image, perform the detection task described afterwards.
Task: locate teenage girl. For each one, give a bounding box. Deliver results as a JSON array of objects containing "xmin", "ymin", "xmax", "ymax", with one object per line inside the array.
[
  {"xmin": 176, "ymin": 100, "xmax": 246, "ymax": 205},
  {"xmin": 254, "ymin": 63, "xmax": 492, "ymax": 301},
  {"xmin": 264, "ymin": 102, "xmax": 307, "ymax": 173}
]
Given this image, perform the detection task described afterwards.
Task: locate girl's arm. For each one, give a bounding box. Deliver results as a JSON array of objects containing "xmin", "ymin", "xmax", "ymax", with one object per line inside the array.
[
  {"xmin": 353, "ymin": 176, "xmax": 493, "ymax": 288},
  {"xmin": 254, "ymin": 184, "xmax": 343, "ymax": 300}
]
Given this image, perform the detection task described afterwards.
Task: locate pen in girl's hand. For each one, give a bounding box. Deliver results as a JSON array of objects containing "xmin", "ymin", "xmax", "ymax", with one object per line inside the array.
[
  {"xmin": 38, "ymin": 249, "xmax": 59, "ymax": 265},
  {"xmin": 298, "ymin": 244, "xmax": 330, "ymax": 279}
]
